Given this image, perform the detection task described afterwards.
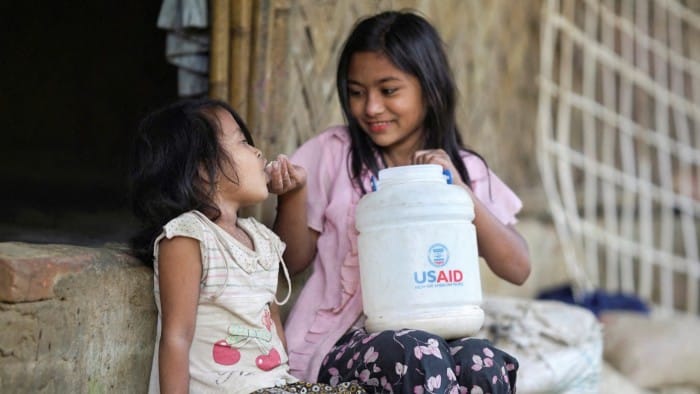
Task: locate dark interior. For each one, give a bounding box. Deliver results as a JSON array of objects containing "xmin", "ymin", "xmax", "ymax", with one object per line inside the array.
[{"xmin": 0, "ymin": 2, "xmax": 179, "ymax": 245}]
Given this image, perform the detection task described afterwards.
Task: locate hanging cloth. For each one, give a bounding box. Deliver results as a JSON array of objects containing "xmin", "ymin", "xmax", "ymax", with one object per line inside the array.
[{"xmin": 157, "ymin": 0, "xmax": 209, "ymax": 96}]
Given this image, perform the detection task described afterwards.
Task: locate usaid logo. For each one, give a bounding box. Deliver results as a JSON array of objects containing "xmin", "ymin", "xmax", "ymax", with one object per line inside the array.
[
  {"xmin": 427, "ymin": 243, "xmax": 449, "ymax": 267},
  {"xmin": 414, "ymin": 244, "xmax": 463, "ymax": 287}
]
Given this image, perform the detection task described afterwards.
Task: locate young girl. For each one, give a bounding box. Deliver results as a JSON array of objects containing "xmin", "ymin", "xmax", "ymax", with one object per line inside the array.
[
  {"xmin": 268, "ymin": 11, "xmax": 531, "ymax": 394},
  {"xmin": 129, "ymin": 98, "xmax": 364, "ymax": 393}
]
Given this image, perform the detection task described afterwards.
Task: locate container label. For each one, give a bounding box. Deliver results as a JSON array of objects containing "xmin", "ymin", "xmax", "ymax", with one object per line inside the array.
[
  {"xmin": 427, "ymin": 243, "xmax": 449, "ymax": 267},
  {"xmin": 413, "ymin": 243, "xmax": 464, "ymax": 289}
]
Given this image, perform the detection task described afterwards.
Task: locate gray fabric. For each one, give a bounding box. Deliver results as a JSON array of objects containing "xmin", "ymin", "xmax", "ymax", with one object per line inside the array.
[
  {"xmin": 158, "ymin": 0, "xmax": 209, "ymax": 96},
  {"xmin": 477, "ymin": 296, "xmax": 603, "ymax": 393}
]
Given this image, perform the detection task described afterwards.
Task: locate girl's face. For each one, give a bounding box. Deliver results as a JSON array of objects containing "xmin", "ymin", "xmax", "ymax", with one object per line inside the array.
[
  {"xmin": 347, "ymin": 51, "xmax": 426, "ymax": 161},
  {"xmin": 214, "ymin": 109, "xmax": 268, "ymax": 207}
]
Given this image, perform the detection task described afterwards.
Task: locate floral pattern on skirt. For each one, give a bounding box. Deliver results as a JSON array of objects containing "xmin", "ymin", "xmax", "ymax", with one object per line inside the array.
[
  {"xmin": 252, "ymin": 381, "xmax": 366, "ymax": 393},
  {"xmin": 317, "ymin": 328, "xmax": 518, "ymax": 394}
]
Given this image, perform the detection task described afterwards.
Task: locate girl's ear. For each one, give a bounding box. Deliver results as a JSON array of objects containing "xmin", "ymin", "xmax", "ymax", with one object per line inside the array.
[{"xmin": 196, "ymin": 165, "xmax": 217, "ymax": 192}]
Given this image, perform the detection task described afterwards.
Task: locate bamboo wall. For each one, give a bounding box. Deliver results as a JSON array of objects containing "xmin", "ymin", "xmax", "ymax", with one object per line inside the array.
[{"xmin": 210, "ymin": 0, "xmax": 544, "ymax": 224}]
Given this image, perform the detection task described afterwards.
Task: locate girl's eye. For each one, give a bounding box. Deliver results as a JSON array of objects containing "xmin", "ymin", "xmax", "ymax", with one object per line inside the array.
[
  {"xmin": 348, "ymin": 89, "xmax": 364, "ymax": 97},
  {"xmin": 382, "ymin": 87, "xmax": 398, "ymax": 96}
]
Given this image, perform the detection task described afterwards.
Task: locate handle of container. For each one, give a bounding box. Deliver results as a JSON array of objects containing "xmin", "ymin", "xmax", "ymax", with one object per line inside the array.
[{"xmin": 443, "ymin": 169, "xmax": 453, "ymax": 184}]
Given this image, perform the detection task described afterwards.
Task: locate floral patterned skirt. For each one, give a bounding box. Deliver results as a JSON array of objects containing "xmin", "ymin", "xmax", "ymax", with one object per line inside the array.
[
  {"xmin": 317, "ymin": 328, "xmax": 518, "ymax": 394},
  {"xmin": 252, "ymin": 381, "xmax": 366, "ymax": 393}
]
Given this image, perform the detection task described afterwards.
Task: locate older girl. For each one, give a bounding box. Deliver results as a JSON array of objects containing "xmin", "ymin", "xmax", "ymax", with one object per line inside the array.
[{"xmin": 268, "ymin": 11, "xmax": 530, "ymax": 394}]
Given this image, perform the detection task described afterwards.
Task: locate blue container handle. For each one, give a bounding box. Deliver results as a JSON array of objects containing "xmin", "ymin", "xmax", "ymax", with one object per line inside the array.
[
  {"xmin": 443, "ymin": 169, "xmax": 453, "ymax": 184},
  {"xmin": 371, "ymin": 169, "xmax": 451, "ymax": 190}
]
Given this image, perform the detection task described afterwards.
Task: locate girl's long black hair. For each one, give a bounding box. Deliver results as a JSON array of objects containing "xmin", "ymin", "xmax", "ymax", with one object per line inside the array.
[
  {"xmin": 127, "ymin": 98, "xmax": 254, "ymax": 265},
  {"xmin": 336, "ymin": 10, "xmax": 485, "ymax": 192}
]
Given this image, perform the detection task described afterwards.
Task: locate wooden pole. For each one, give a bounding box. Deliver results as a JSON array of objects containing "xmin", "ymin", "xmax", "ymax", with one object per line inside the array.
[
  {"xmin": 230, "ymin": 0, "xmax": 253, "ymax": 117},
  {"xmin": 210, "ymin": 0, "xmax": 231, "ymax": 100}
]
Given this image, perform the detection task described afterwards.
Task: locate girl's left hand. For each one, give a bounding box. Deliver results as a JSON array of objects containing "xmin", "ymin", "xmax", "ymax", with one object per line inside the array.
[{"xmin": 412, "ymin": 149, "xmax": 467, "ymax": 188}]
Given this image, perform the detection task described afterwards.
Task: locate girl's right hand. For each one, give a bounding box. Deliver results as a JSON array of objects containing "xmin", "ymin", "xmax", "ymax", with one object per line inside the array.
[{"xmin": 266, "ymin": 154, "xmax": 307, "ymax": 195}]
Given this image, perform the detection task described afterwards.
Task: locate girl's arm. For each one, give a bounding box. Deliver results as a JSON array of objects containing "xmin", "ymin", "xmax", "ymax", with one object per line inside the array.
[
  {"xmin": 470, "ymin": 195, "xmax": 531, "ymax": 284},
  {"xmin": 413, "ymin": 149, "xmax": 531, "ymax": 285},
  {"xmin": 267, "ymin": 155, "xmax": 319, "ymax": 275},
  {"xmin": 157, "ymin": 236, "xmax": 202, "ymax": 394}
]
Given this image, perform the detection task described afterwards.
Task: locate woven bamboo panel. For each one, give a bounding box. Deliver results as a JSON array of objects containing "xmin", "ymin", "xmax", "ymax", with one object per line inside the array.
[
  {"xmin": 537, "ymin": 0, "xmax": 700, "ymax": 314},
  {"xmin": 269, "ymin": 0, "xmax": 542, "ymax": 167}
]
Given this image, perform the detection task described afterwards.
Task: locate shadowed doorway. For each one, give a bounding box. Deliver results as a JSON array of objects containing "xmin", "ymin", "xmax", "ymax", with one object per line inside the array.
[{"xmin": 0, "ymin": 2, "xmax": 178, "ymax": 245}]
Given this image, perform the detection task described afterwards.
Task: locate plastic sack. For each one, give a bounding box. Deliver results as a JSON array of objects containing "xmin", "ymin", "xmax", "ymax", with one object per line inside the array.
[{"xmin": 476, "ymin": 296, "xmax": 602, "ymax": 393}]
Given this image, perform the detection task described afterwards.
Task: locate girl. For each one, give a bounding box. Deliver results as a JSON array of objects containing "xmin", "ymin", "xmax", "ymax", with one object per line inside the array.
[
  {"xmin": 129, "ymin": 98, "xmax": 364, "ymax": 393},
  {"xmin": 268, "ymin": 11, "xmax": 531, "ymax": 394}
]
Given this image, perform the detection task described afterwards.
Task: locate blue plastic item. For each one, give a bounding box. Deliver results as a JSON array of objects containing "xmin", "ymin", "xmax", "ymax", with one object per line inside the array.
[{"xmin": 536, "ymin": 284, "xmax": 650, "ymax": 317}]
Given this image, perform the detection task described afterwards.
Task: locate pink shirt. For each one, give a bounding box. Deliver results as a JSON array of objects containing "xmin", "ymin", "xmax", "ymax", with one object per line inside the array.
[{"xmin": 284, "ymin": 126, "xmax": 522, "ymax": 382}]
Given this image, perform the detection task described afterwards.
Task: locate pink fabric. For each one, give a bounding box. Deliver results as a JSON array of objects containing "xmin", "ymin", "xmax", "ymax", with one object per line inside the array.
[{"xmin": 283, "ymin": 126, "xmax": 522, "ymax": 382}]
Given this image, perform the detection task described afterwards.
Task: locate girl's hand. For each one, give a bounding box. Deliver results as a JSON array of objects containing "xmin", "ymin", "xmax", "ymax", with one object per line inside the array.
[
  {"xmin": 414, "ymin": 150, "xmax": 530, "ymax": 284},
  {"xmin": 412, "ymin": 149, "xmax": 467, "ymax": 188},
  {"xmin": 266, "ymin": 154, "xmax": 307, "ymax": 195}
]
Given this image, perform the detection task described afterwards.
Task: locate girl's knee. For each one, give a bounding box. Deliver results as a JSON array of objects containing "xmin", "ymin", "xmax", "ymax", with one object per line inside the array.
[
  {"xmin": 449, "ymin": 337, "xmax": 495, "ymax": 356},
  {"xmin": 375, "ymin": 329, "xmax": 453, "ymax": 366},
  {"xmin": 387, "ymin": 329, "xmax": 448, "ymax": 345}
]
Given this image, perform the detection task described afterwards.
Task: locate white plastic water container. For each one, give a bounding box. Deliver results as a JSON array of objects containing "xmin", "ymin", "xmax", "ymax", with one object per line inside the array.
[{"xmin": 355, "ymin": 164, "xmax": 484, "ymax": 339}]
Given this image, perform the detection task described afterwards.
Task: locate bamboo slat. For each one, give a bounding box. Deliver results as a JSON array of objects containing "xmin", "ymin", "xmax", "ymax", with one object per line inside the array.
[
  {"xmin": 210, "ymin": 0, "xmax": 230, "ymax": 101},
  {"xmin": 229, "ymin": 0, "xmax": 253, "ymax": 117}
]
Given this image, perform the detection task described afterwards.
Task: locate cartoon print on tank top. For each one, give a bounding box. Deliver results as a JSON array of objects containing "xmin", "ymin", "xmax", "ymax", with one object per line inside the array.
[{"xmin": 212, "ymin": 306, "xmax": 281, "ymax": 371}]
